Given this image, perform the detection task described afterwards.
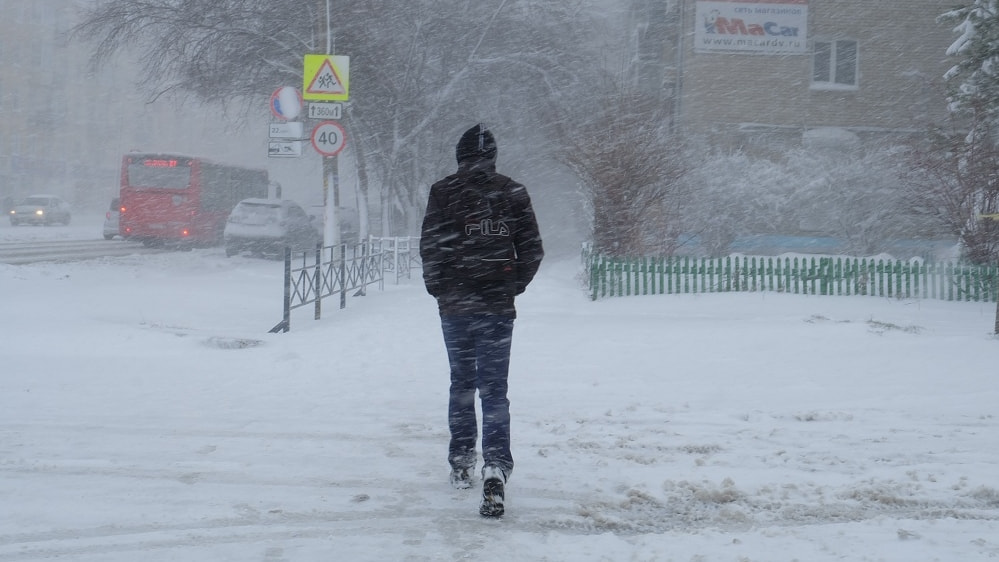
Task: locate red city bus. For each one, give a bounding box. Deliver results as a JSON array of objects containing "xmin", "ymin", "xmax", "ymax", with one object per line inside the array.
[{"xmin": 119, "ymin": 153, "xmax": 269, "ymax": 246}]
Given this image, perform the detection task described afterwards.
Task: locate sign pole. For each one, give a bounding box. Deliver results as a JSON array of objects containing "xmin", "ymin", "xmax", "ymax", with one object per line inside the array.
[
  {"xmin": 303, "ymin": 48, "xmax": 349, "ymax": 250},
  {"xmin": 311, "ymin": 120, "xmax": 346, "ymax": 247},
  {"xmin": 323, "ymin": 156, "xmax": 341, "ymax": 248},
  {"xmin": 326, "ymin": 0, "xmax": 334, "ymax": 55},
  {"xmin": 324, "ymin": 1, "xmax": 337, "ymax": 249}
]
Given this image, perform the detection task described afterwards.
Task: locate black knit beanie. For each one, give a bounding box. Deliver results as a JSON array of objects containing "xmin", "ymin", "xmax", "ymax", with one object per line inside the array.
[{"xmin": 455, "ymin": 124, "xmax": 497, "ymax": 163}]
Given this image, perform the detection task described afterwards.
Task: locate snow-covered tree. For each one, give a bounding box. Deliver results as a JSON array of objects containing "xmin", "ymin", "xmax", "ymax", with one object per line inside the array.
[
  {"xmin": 559, "ymin": 89, "xmax": 686, "ymax": 257},
  {"xmin": 74, "ymin": 0, "xmax": 604, "ymax": 236},
  {"xmin": 942, "ymin": 1, "xmax": 999, "ymax": 122},
  {"xmin": 679, "ymin": 145, "xmax": 798, "ymax": 256},
  {"xmin": 677, "ymin": 142, "xmax": 921, "ymax": 258},
  {"xmin": 920, "ymin": 1, "xmax": 999, "ymax": 333},
  {"xmin": 912, "ymin": 2, "xmax": 999, "ymax": 264},
  {"xmin": 904, "ymin": 125, "xmax": 999, "ymax": 264},
  {"xmin": 785, "ymin": 146, "xmax": 922, "ymax": 256}
]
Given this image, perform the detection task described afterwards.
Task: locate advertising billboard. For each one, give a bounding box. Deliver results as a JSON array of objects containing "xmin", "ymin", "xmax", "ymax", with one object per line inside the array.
[{"xmin": 695, "ymin": 0, "xmax": 808, "ymax": 55}]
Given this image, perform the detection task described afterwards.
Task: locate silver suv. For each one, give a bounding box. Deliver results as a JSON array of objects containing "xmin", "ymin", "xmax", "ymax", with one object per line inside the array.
[{"xmin": 224, "ymin": 198, "xmax": 320, "ymax": 257}]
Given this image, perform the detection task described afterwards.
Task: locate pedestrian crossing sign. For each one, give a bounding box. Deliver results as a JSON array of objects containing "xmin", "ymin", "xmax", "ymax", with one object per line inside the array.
[{"xmin": 303, "ymin": 54, "xmax": 350, "ymax": 101}]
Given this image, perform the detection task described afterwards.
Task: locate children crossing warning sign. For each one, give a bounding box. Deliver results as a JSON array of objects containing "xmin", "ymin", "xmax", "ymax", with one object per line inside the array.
[{"xmin": 303, "ymin": 55, "xmax": 350, "ymax": 101}]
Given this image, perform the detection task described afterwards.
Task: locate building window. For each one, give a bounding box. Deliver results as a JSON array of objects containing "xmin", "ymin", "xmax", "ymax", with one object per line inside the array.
[{"xmin": 812, "ymin": 39, "xmax": 858, "ymax": 89}]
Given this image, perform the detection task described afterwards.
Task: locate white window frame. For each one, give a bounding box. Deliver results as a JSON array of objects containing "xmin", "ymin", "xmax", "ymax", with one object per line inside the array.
[{"xmin": 811, "ymin": 38, "xmax": 859, "ymax": 91}]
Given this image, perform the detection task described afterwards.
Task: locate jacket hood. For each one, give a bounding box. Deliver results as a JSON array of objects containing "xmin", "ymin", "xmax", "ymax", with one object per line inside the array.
[{"xmin": 455, "ymin": 124, "xmax": 498, "ymax": 163}]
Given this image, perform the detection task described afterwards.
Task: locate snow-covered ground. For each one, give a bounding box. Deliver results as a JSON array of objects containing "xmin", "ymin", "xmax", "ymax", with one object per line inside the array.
[{"xmin": 1, "ymin": 215, "xmax": 998, "ymax": 561}]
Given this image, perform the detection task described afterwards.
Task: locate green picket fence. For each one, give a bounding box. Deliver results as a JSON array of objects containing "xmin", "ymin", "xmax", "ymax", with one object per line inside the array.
[{"xmin": 586, "ymin": 254, "xmax": 999, "ymax": 303}]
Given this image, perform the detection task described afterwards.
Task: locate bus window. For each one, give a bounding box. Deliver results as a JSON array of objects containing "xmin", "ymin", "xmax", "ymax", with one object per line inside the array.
[{"xmin": 126, "ymin": 157, "xmax": 192, "ymax": 189}]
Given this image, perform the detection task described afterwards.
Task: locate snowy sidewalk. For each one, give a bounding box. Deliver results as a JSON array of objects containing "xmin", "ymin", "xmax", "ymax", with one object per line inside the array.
[{"xmin": 1, "ymin": 253, "xmax": 998, "ymax": 561}]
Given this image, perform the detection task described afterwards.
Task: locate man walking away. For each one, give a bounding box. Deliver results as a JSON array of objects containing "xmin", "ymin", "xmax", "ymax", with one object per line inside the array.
[{"xmin": 420, "ymin": 124, "xmax": 544, "ymax": 517}]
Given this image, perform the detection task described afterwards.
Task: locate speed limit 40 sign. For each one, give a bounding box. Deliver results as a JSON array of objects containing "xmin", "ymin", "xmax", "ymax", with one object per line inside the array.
[{"xmin": 311, "ymin": 121, "xmax": 346, "ymax": 156}]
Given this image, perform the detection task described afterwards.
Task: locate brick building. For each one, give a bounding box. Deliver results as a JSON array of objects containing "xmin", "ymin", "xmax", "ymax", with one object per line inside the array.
[{"xmin": 630, "ymin": 0, "xmax": 960, "ymax": 150}]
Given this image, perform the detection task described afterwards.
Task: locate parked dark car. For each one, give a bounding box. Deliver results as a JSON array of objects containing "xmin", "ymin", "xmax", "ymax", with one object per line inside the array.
[
  {"xmin": 224, "ymin": 198, "xmax": 320, "ymax": 257},
  {"xmin": 103, "ymin": 197, "xmax": 121, "ymax": 240},
  {"xmin": 9, "ymin": 195, "xmax": 72, "ymax": 226}
]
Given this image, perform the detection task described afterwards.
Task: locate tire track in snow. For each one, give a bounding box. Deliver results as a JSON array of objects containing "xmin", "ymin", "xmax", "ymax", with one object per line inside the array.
[
  {"xmin": 0, "ymin": 240, "xmax": 166, "ymax": 264},
  {"xmin": 0, "ymin": 502, "xmax": 576, "ymax": 561}
]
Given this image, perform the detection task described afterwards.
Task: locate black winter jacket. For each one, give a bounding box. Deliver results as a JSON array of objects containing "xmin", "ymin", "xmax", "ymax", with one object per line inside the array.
[{"xmin": 420, "ymin": 159, "xmax": 544, "ymax": 317}]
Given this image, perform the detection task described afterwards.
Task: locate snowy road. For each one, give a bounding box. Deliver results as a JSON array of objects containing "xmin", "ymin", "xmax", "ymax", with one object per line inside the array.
[
  {"xmin": 0, "ymin": 239, "xmax": 166, "ymax": 264},
  {"xmin": 0, "ymin": 214, "xmax": 167, "ymax": 264}
]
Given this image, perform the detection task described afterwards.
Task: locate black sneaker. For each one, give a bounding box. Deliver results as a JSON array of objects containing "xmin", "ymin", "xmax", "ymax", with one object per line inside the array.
[
  {"xmin": 479, "ymin": 466, "xmax": 505, "ymax": 517},
  {"xmin": 449, "ymin": 467, "xmax": 473, "ymax": 490}
]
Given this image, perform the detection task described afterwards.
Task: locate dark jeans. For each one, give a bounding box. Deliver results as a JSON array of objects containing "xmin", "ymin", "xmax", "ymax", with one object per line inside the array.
[{"xmin": 440, "ymin": 314, "xmax": 515, "ymax": 478}]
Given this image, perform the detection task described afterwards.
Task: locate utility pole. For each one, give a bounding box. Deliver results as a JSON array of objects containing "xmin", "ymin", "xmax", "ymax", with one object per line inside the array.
[
  {"xmin": 322, "ymin": 0, "xmax": 339, "ymax": 248},
  {"xmin": 308, "ymin": 0, "xmax": 345, "ymax": 249}
]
